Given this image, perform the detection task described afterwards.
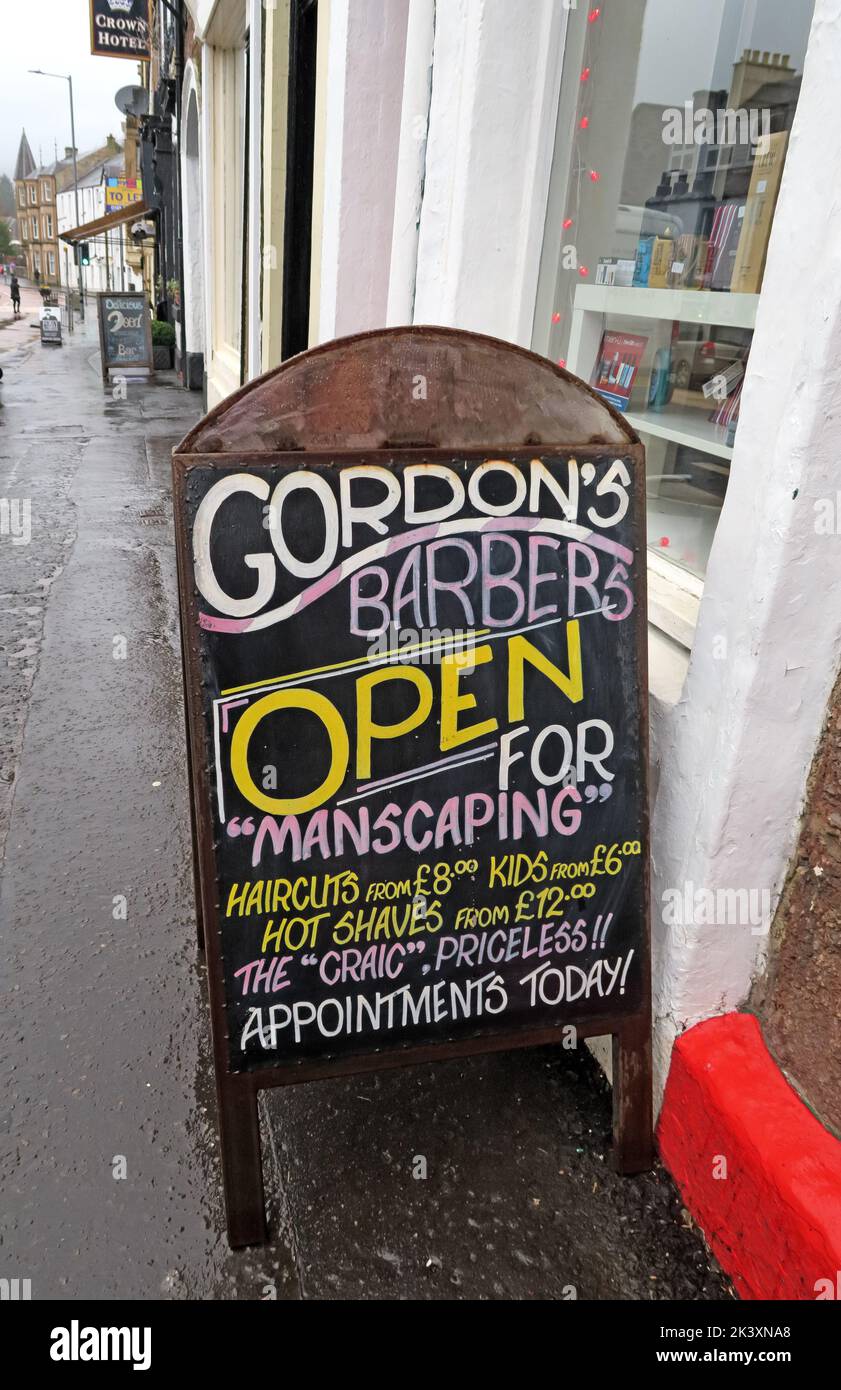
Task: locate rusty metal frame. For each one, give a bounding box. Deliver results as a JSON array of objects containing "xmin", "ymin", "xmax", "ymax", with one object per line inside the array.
[{"xmin": 172, "ymin": 439, "xmax": 652, "ymax": 1249}]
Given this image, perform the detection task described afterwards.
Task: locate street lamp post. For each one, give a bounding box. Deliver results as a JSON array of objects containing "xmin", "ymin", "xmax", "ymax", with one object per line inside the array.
[{"xmin": 28, "ymin": 69, "xmax": 85, "ymax": 322}]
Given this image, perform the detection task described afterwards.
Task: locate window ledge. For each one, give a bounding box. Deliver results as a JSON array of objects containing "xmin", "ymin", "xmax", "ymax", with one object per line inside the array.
[
  {"xmin": 647, "ymin": 549, "xmax": 702, "ymax": 651},
  {"xmin": 646, "ymin": 551, "xmax": 698, "ymax": 707},
  {"xmin": 649, "ymin": 623, "xmax": 690, "ymax": 708}
]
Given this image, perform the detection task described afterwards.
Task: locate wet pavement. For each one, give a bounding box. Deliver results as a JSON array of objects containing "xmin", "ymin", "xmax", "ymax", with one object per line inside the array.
[
  {"xmin": 0, "ymin": 281, "xmax": 45, "ymax": 360},
  {"xmin": 0, "ymin": 318, "xmax": 733, "ymax": 1301}
]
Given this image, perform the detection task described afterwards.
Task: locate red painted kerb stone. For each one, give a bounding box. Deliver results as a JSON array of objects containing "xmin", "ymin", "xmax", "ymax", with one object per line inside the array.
[{"xmin": 657, "ymin": 1012, "xmax": 841, "ymax": 1300}]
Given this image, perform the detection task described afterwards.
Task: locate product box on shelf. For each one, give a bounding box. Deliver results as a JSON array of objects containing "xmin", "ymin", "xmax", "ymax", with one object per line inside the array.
[
  {"xmin": 668, "ymin": 234, "xmax": 709, "ymax": 289},
  {"xmin": 595, "ymin": 257, "xmax": 636, "ymax": 288},
  {"xmin": 730, "ymin": 132, "xmax": 789, "ymax": 294},
  {"xmin": 592, "ymin": 330, "xmax": 649, "ymax": 413},
  {"xmin": 633, "ymin": 236, "xmax": 654, "ymax": 288},
  {"xmin": 704, "ymin": 200, "xmax": 746, "ymax": 291},
  {"xmin": 648, "ymin": 237, "xmax": 675, "ymax": 289}
]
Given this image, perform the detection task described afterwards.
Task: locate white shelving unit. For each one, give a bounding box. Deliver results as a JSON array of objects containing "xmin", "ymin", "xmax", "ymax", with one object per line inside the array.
[
  {"xmin": 567, "ymin": 283, "xmax": 759, "ymax": 461},
  {"xmin": 567, "ymin": 282, "xmax": 760, "ymax": 628},
  {"xmin": 624, "ymin": 403, "xmax": 735, "ymax": 460},
  {"xmin": 570, "ymin": 283, "xmax": 759, "ymax": 331}
]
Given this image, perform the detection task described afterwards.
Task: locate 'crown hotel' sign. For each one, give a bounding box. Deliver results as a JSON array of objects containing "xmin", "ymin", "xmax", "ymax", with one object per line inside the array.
[{"xmin": 90, "ymin": 0, "xmax": 151, "ymax": 63}]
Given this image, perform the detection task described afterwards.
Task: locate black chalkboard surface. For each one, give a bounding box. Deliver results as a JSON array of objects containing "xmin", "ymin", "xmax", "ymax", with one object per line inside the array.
[
  {"xmin": 96, "ymin": 292, "xmax": 153, "ymax": 378},
  {"xmin": 179, "ymin": 453, "xmax": 646, "ymax": 1072}
]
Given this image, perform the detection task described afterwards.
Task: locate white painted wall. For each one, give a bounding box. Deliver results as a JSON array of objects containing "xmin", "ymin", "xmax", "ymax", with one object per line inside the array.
[
  {"xmin": 649, "ymin": 0, "xmax": 841, "ymax": 1090},
  {"xmin": 409, "ymin": 0, "xmax": 568, "ymax": 345},
  {"xmin": 316, "ymin": 0, "xmax": 410, "ymax": 343},
  {"xmin": 199, "ymin": 2, "xmax": 249, "ymax": 407},
  {"xmin": 386, "ymin": 0, "xmax": 435, "ymax": 326},
  {"xmin": 320, "ymin": 0, "xmax": 568, "ymax": 344}
]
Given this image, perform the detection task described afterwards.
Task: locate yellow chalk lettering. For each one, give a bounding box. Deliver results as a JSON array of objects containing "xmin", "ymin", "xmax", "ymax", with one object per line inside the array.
[
  {"xmin": 356, "ymin": 667, "xmax": 433, "ymax": 779},
  {"xmin": 230, "ymin": 688, "xmax": 349, "ymax": 814},
  {"xmin": 440, "ymin": 645, "xmax": 498, "ymax": 750},
  {"xmin": 508, "ymin": 624, "xmax": 583, "ymax": 720}
]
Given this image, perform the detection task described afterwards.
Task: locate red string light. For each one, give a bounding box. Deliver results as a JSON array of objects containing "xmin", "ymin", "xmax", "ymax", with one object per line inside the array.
[{"xmin": 555, "ymin": 7, "xmax": 605, "ymax": 367}]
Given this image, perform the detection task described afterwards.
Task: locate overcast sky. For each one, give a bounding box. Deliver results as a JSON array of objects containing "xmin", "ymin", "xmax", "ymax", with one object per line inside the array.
[
  {"xmin": 635, "ymin": 0, "xmax": 814, "ymax": 108},
  {"xmin": 2, "ymin": 0, "xmax": 141, "ymax": 180}
]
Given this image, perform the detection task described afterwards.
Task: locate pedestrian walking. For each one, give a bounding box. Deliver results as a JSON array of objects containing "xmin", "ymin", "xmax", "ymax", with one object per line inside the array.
[{"xmin": 10, "ymin": 273, "xmax": 21, "ymax": 319}]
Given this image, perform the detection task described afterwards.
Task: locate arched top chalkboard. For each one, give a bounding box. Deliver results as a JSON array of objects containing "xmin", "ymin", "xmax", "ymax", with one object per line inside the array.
[
  {"xmin": 173, "ymin": 321, "xmax": 652, "ymax": 1247},
  {"xmin": 176, "ymin": 325, "xmax": 638, "ymax": 455}
]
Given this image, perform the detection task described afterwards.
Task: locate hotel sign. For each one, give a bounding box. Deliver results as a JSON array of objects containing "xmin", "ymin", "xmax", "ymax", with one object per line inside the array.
[{"xmin": 90, "ymin": 0, "xmax": 151, "ymax": 62}]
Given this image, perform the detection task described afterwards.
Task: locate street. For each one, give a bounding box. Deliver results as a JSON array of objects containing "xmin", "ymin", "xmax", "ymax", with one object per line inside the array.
[{"xmin": 0, "ymin": 312, "xmax": 732, "ymax": 1302}]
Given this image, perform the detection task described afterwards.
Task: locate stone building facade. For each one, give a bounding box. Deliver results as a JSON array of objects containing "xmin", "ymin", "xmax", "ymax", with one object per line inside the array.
[{"xmin": 13, "ymin": 130, "xmax": 122, "ymax": 287}]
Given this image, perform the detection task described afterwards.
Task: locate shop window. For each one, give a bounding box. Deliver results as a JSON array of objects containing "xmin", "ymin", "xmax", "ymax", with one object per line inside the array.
[{"xmin": 533, "ymin": 0, "xmax": 815, "ymax": 622}]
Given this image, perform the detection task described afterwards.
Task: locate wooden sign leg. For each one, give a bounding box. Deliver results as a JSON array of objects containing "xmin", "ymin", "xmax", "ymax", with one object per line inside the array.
[
  {"xmin": 611, "ymin": 1017, "xmax": 654, "ymax": 1173},
  {"xmin": 218, "ymin": 1079, "xmax": 268, "ymax": 1247}
]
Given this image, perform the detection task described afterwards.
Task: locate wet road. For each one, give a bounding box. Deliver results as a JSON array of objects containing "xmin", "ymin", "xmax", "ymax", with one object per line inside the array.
[
  {"xmin": 0, "ymin": 318, "xmax": 732, "ymax": 1301},
  {"xmin": 0, "ymin": 320, "xmax": 294, "ymax": 1299}
]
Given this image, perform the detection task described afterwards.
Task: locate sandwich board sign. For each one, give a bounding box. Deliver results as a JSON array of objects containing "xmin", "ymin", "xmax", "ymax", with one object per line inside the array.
[
  {"xmin": 40, "ymin": 308, "xmax": 62, "ymax": 346},
  {"xmin": 173, "ymin": 327, "xmax": 653, "ymax": 1246},
  {"xmin": 96, "ymin": 292, "xmax": 153, "ymax": 381}
]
